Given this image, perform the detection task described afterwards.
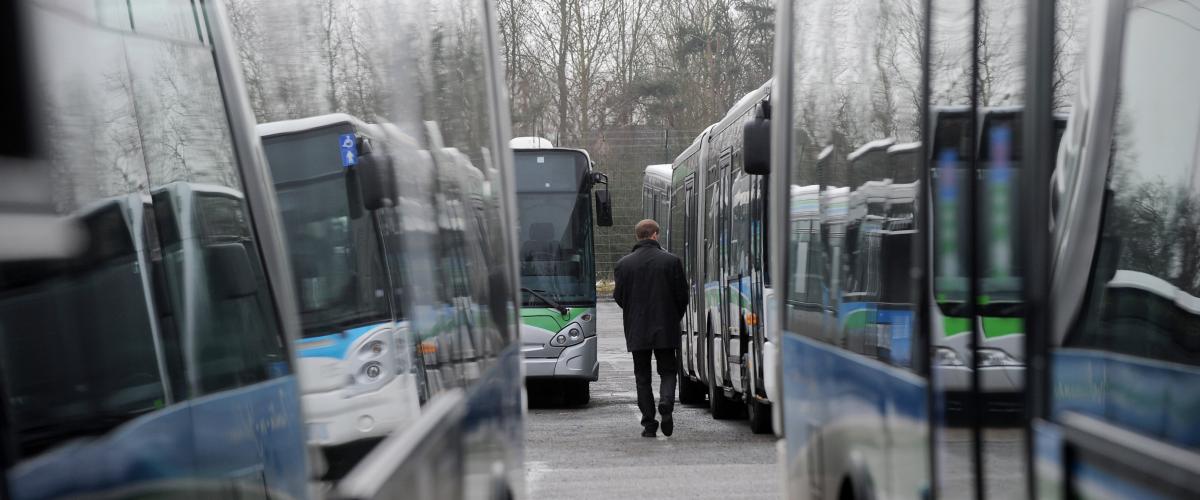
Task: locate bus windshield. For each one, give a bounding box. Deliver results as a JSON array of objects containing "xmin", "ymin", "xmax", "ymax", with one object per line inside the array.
[
  {"xmin": 263, "ymin": 126, "xmax": 390, "ymax": 337},
  {"xmin": 514, "ymin": 150, "xmax": 597, "ymax": 306}
]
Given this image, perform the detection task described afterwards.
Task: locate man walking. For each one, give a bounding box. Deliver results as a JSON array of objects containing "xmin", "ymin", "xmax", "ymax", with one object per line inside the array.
[{"xmin": 613, "ymin": 219, "xmax": 689, "ymax": 437}]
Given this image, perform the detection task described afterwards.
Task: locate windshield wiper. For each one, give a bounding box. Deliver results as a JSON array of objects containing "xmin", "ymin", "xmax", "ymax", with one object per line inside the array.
[{"xmin": 521, "ymin": 287, "xmax": 568, "ymax": 315}]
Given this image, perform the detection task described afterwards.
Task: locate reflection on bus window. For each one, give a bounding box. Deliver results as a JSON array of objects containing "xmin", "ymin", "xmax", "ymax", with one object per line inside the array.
[{"xmin": 0, "ymin": 198, "xmax": 164, "ymax": 459}]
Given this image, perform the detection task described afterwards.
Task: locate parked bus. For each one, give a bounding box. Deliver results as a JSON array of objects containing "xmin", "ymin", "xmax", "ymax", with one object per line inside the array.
[
  {"xmin": 1, "ymin": 0, "xmax": 525, "ymax": 498},
  {"xmin": 642, "ymin": 164, "xmax": 672, "ymax": 224},
  {"xmin": 511, "ymin": 138, "xmax": 612, "ymax": 405},
  {"xmin": 669, "ymin": 80, "xmax": 777, "ymax": 433},
  {"xmin": 257, "ymin": 115, "xmax": 422, "ymax": 463}
]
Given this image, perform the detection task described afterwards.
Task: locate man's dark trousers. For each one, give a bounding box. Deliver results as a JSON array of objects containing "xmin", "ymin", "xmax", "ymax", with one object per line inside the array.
[{"xmin": 632, "ymin": 348, "xmax": 677, "ymax": 427}]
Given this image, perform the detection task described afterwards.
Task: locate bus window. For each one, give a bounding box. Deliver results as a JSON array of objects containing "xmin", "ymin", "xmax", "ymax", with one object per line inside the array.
[
  {"xmin": 0, "ymin": 201, "xmax": 164, "ymax": 459},
  {"xmin": 670, "ymin": 182, "xmax": 685, "ymax": 256},
  {"xmin": 1063, "ymin": 0, "xmax": 1200, "ymax": 380}
]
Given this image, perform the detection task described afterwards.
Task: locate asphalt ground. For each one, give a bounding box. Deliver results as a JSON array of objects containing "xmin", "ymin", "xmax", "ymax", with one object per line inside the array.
[{"xmin": 524, "ymin": 302, "xmax": 779, "ymax": 499}]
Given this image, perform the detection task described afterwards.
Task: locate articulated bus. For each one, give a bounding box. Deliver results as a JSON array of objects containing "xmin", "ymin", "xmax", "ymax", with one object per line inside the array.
[
  {"xmin": 642, "ymin": 164, "xmax": 672, "ymax": 225},
  {"xmin": 667, "ymin": 80, "xmax": 777, "ymax": 433},
  {"xmin": 511, "ymin": 137, "xmax": 612, "ymax": 405},
  {"xmin": 0, "ymin": 0, "xmax": 525, "ymax": 498}
]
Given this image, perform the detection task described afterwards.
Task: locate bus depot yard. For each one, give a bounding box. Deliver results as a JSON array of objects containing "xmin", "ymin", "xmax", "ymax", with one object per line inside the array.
[
  {"xmin": 525, "ymin": 303, "xmax": 779, "ymax": 500},
  {"xmin": 4, "ymin": 0, "xmax": 1200, "ymax": 498},
  {"xmin": 523, "ymin": 303, "xmax": 1026, "ymax": 500}
]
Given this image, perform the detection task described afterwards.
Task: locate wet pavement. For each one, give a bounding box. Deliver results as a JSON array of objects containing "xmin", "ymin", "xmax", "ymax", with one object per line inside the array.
[{"xmin": 524, "ymin": 302, "xmax": 779, "ymax": 499}]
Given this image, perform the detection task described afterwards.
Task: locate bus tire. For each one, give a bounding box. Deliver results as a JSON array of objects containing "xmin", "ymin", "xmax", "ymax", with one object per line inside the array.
[
  {"xmin": 709, "ymin": 373, "xmax": 741, "ymax": 419},
  {"xmin": 743, "ymin": 353, "xmax": 772, "ymax": 433},
  {"xmin": 707, "ymin": 323, "xmax": 742, "ymax": 419},
  {"xmin": 679, "ymin": 373, "xmax": 707, "ymax": 405},
  {"xmin": 747, "ymin": 396, "xmax": 772, "ymax": 434},
  {"xmin": 563, "ymin": 379, "xmax": 589, "ymax": 406}
]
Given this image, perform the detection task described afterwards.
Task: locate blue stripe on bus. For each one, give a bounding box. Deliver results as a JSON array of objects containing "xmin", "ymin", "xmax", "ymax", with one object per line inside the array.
[
  {"xmin": 296, "ymin": 323, "xmax": 387, "ymax": 359},
  {"xmin": 10, "ymin": 376, "xmax": 306, "ymax": 500},
  {"xmin": 780, "ymin": 331, "xmax": 926, "ymax": 463},
  {"xmin": 1052, "ymin": 349, "xmax": 1200, "ymax": 449}
]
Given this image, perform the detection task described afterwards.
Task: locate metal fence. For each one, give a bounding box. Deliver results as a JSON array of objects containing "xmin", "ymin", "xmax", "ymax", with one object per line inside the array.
[{"xmin": 558, "ymin": 127, "xmax": 700, "ymax": 283}]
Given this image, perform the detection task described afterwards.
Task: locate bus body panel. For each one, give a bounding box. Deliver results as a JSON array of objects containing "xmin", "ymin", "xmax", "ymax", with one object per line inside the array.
[
  {"xmin": 520, "ymin": 306, "xmax": 599, "ymax": 380},
  {"xmin": 781, "ymin": 333, "xmax": 929, "ymax": 499}
]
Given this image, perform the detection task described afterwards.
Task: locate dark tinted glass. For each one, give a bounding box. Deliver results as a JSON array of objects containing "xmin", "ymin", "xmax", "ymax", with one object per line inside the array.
[{"xmin": 1067, "ymin": 2, "xmax": 1200, "ymax": 368}]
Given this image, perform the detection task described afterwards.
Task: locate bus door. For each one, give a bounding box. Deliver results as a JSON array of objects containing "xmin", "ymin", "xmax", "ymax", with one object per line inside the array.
[
  {"xmin": 684, "ymin": 175, "xmax": 698, "ymax": 376},
  {"xmin": 719, "ymin": 149, "xmax": 737, "ymax": 387},
  {"xmin": 750, "ymin": 175, "xmax": 767, "ymax": 391}
]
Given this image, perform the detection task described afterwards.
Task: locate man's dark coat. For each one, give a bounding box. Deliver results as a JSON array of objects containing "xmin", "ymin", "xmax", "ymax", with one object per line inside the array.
[{"xmin": 613, "ymin": 239, "xmax": 689, "ymax": 351}]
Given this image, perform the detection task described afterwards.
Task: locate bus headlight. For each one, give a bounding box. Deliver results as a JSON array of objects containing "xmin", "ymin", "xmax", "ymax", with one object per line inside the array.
[
  {"xmin": 359, "ymin": 362, "xmax": 383, "ymax": 382},
  {"xmin": 977, "ymin": 348, "xmax": 1021, "ymax": 367},
  {"xmin": 934, "ymin": 346, "xmax": 965, "ymax": 367},
  {"xmin": 345, "ymin": 328, "xmax": 399, "ymax": 397},
  {"xmin": 360, "ymin": 340, "xmax": 385, "ymax": 358},
  {"xmin": 549, "ymin": 323, "xmax": 585, "ymax": 347}
]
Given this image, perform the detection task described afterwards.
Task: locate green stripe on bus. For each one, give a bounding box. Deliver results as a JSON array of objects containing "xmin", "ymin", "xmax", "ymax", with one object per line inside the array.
[
  {"xmin": 520, "ymin": 306, "xmax": 591, "ymax": 332},
  {"xmin": 943, "ymin": 316, "xmax": 971, "ymax": 337},
  {"xmin": 981, "ymin": 317, "xmax": 1023, "ymax": 338}
]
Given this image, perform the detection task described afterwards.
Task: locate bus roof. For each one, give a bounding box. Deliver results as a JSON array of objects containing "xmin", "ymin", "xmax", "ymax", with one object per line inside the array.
[
  {"xmin": 888, "ymin": 142, "xmax": 922, "ymax": 155},
  {"xmin": 817, "ymin": 145, "xmax": 834, "ymax": 162},
  {"xmin": 980, "ymin": 105, "xmax": 1024, "ymax": 116},
  {"xmin": 847, "ymin": 138, "xmax": 896, "ymax": 162},
  {"xmin": 510, "ymin": 137, "xmax": 554, "ymax": 149},
  {"xmin": 255, "ymin": 113, "xmax": 366, "ymax": 138},
  {"xmin": 673, "ymin": 123, "xmax": 717, "ymax": 165},
  {"xmin": 645, "ymin": 164, "xmax": 672, "ymax": 181},
  {"xmin": 1109, "ymin": 270, "xmax": 1200, "ymax": 315},
  {"xmin": 152, "ymin": 181, "xmax": 245, "ymax": 200},
  {"xmin": 711, "ymin": 79, "xmax": 772, "ymax": 137}
]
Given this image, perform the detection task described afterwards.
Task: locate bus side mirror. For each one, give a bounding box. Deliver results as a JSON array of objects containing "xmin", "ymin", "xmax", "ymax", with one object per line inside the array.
[
  {"xmin": 592, "ymin": 171, "xmax": 613, "ymax": 227},
  {"xmin": 595, "ymin": 190, "xmax": 613, "ymax": 227},
  {"xmin": 743, "ymin": 100, "xmax": 771, "ymax": 175},
  {"xmin": 205, "ymin": 243, "xmax": 256, "ymax": 299},
  {"xmin": 356, "ymin": 138, "xmax": 397, "ymax": 211}
]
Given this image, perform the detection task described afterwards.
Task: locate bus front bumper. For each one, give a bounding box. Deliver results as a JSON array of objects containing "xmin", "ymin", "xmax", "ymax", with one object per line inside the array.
[
  {"xmin": 523, "ymin": 336, "xmax": 599, "ymax": 380},
  {"xmin": 936, "ymin": 364, "xmax": 1024, "ymax": 392},
  {"xmin": 302, "ymin": 373, "xmax": 421, "ymax": 447}
]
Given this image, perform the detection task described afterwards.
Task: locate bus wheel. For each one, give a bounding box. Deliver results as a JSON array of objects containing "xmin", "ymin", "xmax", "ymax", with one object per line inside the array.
[
  {"xmin": 747, "ymin": 395, "xmax": 772, "ymax": 434},
  {"xmin": 744, "ymin": 356, "xmax": 773, "ymax": 434},
  {"xmin": 563, "ymin": 379, "xmax": 589, "ymax": 406},
  {"xmin": 707, "ymin": 330, "xmax": 742, "ymax": 419},
  {"xmin": 679, "ymin": 373, "xmax": 707, "ymax": 405},
  {"xmin": 709, "ymin": 374, "xmax": 742, "ymax": 419}
]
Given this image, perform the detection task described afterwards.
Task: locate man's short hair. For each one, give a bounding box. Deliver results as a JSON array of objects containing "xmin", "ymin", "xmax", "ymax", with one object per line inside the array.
[{"xmin": 635, "ymin": 219, "xmax": 660, "ymax": 240}]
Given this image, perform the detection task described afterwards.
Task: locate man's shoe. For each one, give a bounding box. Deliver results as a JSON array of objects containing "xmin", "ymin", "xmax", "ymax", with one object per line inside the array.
[
  {"xmin": 661, "ymin": 414, "xmax": 674, "ymax": 437},
  {"xmin": 641, "ymin": 422, "xmax": 658, "ymax": 438}
]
